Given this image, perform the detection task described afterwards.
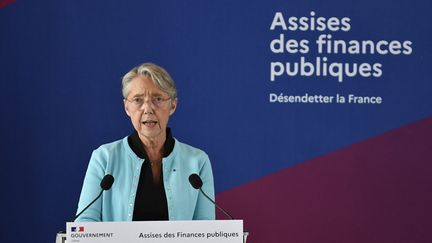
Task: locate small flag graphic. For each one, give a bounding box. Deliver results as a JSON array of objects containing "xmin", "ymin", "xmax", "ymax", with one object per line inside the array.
[{"xmin": 71, "ymin": 226, "xmax": 85, "ymax": 232}]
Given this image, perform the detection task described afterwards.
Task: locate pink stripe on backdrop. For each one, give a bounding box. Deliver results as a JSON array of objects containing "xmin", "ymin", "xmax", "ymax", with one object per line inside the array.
[
  {"xmin": 217, "ymin": 116, "xmax": 432, "ymax": 243},
  {"xmin": 0, "ymin": 0, "xmax": 15, "ymax": 9}
]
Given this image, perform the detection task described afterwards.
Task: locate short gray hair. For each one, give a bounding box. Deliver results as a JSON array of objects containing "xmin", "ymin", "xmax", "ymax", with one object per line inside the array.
[{"xmin": 121, "ymin": 63, "xmax": 177, "ymax": 99}]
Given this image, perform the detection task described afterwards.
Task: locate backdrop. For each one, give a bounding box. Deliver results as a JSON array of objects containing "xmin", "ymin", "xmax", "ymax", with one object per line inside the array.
[{"xmin": 1, "ymin": 0, "xmax": 431, "ymax": 243}]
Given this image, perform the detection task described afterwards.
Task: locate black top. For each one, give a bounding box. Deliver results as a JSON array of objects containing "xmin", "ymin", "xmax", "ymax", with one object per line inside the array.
[{"xmin": 128, "ymin": 129, "xmax": 175, "ymax": 221}]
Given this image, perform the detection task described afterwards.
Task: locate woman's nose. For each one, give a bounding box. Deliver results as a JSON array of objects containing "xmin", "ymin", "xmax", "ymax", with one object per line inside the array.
[{"xmin": 141, "ymin": 98, "xmax": 155, "ymax": 114}]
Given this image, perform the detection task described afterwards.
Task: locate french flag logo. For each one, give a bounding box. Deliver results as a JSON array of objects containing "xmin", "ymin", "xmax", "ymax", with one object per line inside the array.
[{"xmin": 71, "ymin": 226, "xmax": 85, "ymax": 232}]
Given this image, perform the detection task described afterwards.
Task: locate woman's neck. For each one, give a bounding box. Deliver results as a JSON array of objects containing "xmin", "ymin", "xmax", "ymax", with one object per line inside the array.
[{"xmin": 139, "ymin": 132, "xmax": 166, "ymax": 163}]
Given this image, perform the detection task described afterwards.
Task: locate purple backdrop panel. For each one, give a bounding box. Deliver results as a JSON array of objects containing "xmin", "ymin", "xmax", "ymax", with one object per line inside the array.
[
  {"xmin": 0, "ymin": 0, "xmax": 14, "ymax": 9},
  {"xmin": 217, "ymin": 116, "xmax": 432, "ymax": 243}
]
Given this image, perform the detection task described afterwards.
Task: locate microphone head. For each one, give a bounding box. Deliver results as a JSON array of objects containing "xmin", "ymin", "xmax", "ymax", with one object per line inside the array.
[
  {"xmin": 100, "ymin": 174, "xmax": 114, "ymax": 190},
  {"xmin": 189, "ymin": 173, "xmax": 203, "ymax": 189}
]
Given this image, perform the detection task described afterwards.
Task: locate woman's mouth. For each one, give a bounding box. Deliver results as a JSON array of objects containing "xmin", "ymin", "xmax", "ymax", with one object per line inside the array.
[{"xmin": 142, "ymin": 120, "xmax": 158, "ymax": 127}]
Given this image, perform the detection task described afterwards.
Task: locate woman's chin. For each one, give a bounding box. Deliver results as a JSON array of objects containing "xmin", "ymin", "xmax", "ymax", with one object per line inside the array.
[{"xmin": 139, "ymin": 127, "xmax": 164, "ymax": 141}]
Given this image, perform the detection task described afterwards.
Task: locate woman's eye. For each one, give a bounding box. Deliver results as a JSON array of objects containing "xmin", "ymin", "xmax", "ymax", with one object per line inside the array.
[{"xmin": 133, "ymin": 98, "xmax": 143, "ymax": 103}]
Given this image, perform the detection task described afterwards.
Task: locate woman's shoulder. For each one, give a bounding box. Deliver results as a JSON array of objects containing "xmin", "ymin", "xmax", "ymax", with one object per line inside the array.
[
  {"xmin": 173, "ymin": 138, "xmax": 209, "ymax": 159},
  {"xmin": 92, "ymin": 136, "xmax": 130, "ymax": 157}
]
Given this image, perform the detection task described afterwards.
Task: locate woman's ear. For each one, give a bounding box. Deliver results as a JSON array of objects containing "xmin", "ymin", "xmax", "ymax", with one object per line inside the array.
[
  {"xmin": 124, "ymin": 99, "xmax": 131, "ymax": 117},
  {"xmin": 169, "ymin": 98, "xmax": 178, "ymax": 116}
]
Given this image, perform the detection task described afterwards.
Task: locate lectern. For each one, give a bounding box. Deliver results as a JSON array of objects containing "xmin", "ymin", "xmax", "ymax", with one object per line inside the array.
[{"xmin": 56, "ymin": 220, "xmax": 248, "ymax": 243}]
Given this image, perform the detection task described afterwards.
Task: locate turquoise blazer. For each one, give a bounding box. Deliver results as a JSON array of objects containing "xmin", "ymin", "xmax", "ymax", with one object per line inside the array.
[{"xmin": 75, "ymin": 137, "xmax": 215, "ymax": 221}]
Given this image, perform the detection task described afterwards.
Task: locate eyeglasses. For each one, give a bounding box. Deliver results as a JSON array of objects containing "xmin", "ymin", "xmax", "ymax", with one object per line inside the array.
[{"xmin": 125, "ymin": 96, "xmax": 171, "ymax": 109}]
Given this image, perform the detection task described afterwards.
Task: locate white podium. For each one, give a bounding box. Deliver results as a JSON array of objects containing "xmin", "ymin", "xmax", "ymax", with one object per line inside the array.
[{"xmin": 57, "ymin": 220, "xmax": 248, "ymax": 243}]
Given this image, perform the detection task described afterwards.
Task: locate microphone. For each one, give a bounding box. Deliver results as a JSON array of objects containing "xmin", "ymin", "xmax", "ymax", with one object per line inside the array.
[
  {"xmin": 71, "ymin": 174, "xmax": 114, "ymax": 222},
  {"xmin": 100, "ymin": 174, "xmax": 115, "ymax": 190},
  {"xmin": 189, "ymin": 173, "xmax": 234, "ymax": 220}
]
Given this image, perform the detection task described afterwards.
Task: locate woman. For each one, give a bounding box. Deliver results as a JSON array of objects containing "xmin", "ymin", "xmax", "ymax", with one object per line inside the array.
[{"xmin": 75, "ymin": 63, "xmax": 215, "ymax": 221}]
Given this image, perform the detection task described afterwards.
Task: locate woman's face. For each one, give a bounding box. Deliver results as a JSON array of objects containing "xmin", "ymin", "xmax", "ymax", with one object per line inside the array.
[{"xmin": 124, "ymin": 75, "xmax": 177, "ymax": 141}]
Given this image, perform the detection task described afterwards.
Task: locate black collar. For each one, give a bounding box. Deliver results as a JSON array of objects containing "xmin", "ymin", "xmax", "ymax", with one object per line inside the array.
[{"xmin": 127, "ymin": 128, "xmax": 175, "ymax": 161}]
